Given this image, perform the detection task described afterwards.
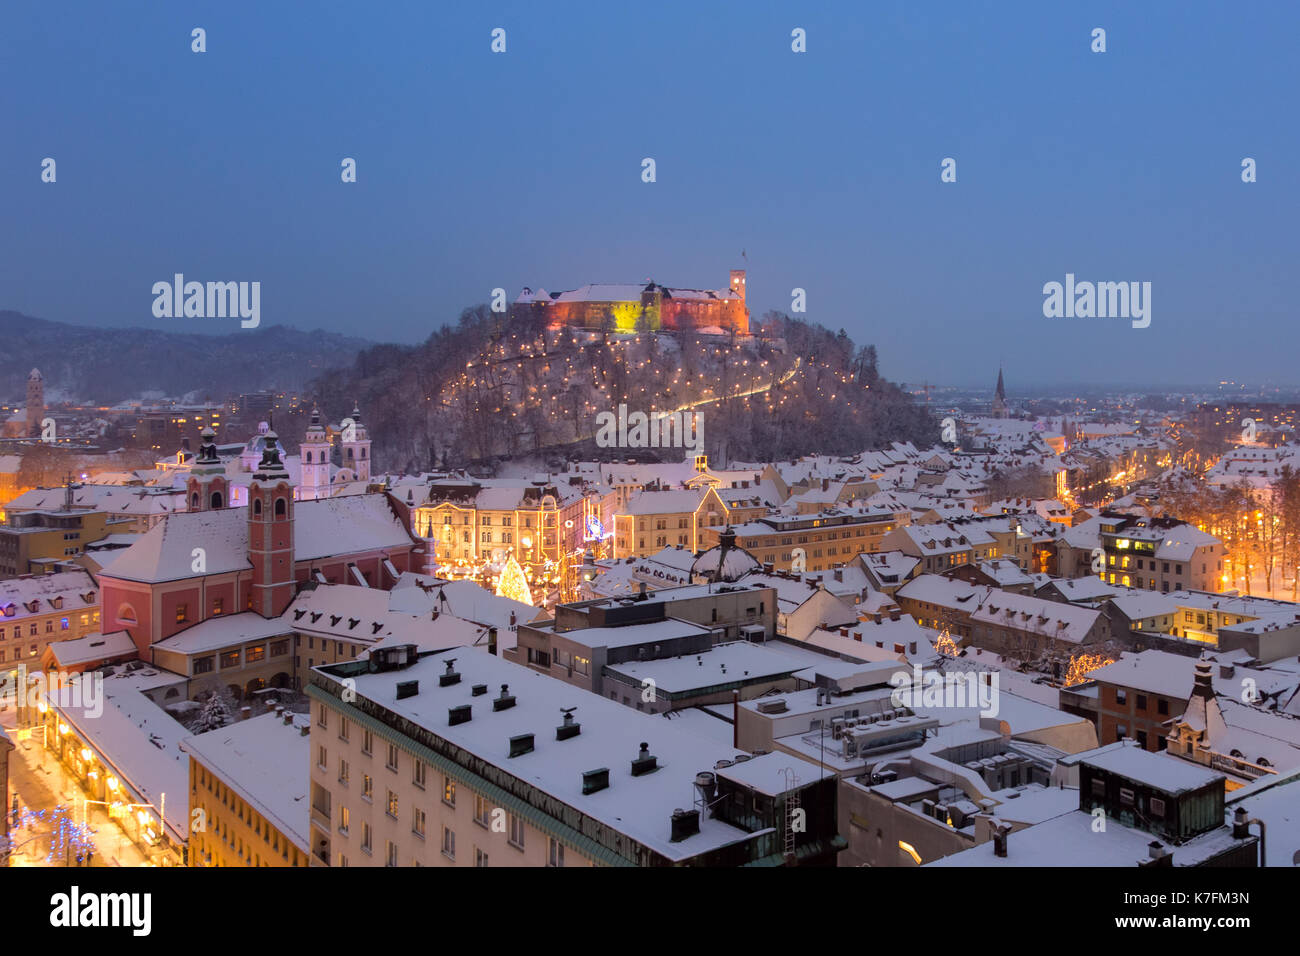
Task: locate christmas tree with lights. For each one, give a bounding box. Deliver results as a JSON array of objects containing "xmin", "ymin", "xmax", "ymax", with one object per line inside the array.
[{"xmin": 495, "ymin": 554, "xmax": 533, "ymax": 606}]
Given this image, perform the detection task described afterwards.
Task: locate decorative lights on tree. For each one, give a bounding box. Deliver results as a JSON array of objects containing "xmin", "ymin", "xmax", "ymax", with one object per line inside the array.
[
  {"xmin": 15, "ymin": 805, "xmax": 97, "ymax": 865},
  {"xmin": 934, "ymin": 628, "xmax": 958, "ymax": 657},
  {"xmin": 1063, "ymin": 653, "xmax": 1114, "ymax": 688},
  {"xmin": 495, "ymin": 554, "xmax": 533, "ymax": 606}
]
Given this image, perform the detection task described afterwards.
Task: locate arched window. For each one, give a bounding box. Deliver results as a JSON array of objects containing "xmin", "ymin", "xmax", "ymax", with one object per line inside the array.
[
  {"xmin": 361, "ymin": 447, "xmax": 367, "ymax": 459},
  {"xmin": 117, "ymin": 603, "xmax": 137, "ymax": 625},
  {"xmin": 211, "ymin": 491, "xmax": 223, "ymax": 509},
  {"xmin": 190, "ymin": 492, "xmax": 199, "ymax": 509},
  {"xmin": 275, "ymin": 497, "xmax": 287, "ymax": 517},
  {"xmin": 305, "ymin": 451, "xmax": 312, "ymax": 463},
  {"xmin": 253, "ymin": 499, "xmax": 263, "ymax": 516}
]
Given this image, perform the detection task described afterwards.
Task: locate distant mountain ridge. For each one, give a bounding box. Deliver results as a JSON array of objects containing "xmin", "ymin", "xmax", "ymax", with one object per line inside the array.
[{"xmin": 1, "ymin": 311, "xmax": 370, "ymax": 403}]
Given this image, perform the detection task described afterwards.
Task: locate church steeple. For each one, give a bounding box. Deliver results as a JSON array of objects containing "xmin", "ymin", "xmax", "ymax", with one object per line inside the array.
[
  {"xmin": 186, "ymin": 425, "xmax": 228, "ymax": 511},
  {"xmin": 300, "ymin": 405, "xmax": 331, "ymax": 501},
  {"xmin": 248, "ymin": 427, "xmax": 295, "ymax": 618},
  {"xmin": 341, "ymin": 401, "xmax": 372, "ymax": 483},
  {"xmin": 26, "ymin": 368, "xmax": 44, "ymax": 439},
  {"xmin": 992, "ymin": 367, "xmax": 1008, "ymax": 418}
]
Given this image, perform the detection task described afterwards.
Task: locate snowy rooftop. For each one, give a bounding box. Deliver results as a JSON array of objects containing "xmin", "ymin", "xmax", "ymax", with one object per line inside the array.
[
  {"xmin": 546, "ymin": 617, "xmax": 713, "ymax": 651},
  {"xmin": 622, "ymin": 488, "xmax": 706, "ymax": 516},
  {"xmin": 927, "ymin": 805, "xmax": 1237, "ymax": 867},
  {"xmin": 1065, "ymin": 740, "xmax": 1222, "ymax": 794},
  {"xmin": 1227, "ymin": 768, "xmax": 1300, "ymax": 867},
  {"xmin": 969, "ymin": 592, "xmax": 1101, "ymax": 645},
  {"xmin": 152, "ymin": 612, "xmax": 294, "ymax": 655},
  {"xmin": 47, "ymin": 630, "xmax": 136, "ymax": 668},
  {"xmin": 312, "ymin": 649, "xmax": 766, "ymax": 862},
  {"xmin": 53, "ymin": 666, "xmax": 192, "ymax": 841},
  {"xmin": 604, "ymin": 641, "xmax": 812, "ymax": 694},
  {"xmin": 100, "ymin": 493, "xmax": 414, "ymax": 584},
  {"xmin": 285, "ymin": 584, "xmax": 492, "ymax": 654},
  {"xmin": 1088, "ymin": 649, "xmax": 1293, "ymax": 701},
  {"xmin": 0, "ymin": 568, "xmax": 99, "ymax": 619},
  {"xmin": 180, "ymin": 711, "xmax": 311, "ymax": 850},
  {"xmin": 716, "ymin": 751, "xmax": 818, "ymax": 797},
  {"xmin": 896, "ymin": 574, "xmax": 990, "ymax": 609}
]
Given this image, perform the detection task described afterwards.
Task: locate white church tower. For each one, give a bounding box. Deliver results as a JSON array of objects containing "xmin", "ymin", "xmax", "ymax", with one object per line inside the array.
[
  {"xmin": 341, "ymin": 402, "xmax": 372, "ymax": 483},
  {"xmin": 299, "ymin": 406, "xmax": 331, "ymax": 500}
]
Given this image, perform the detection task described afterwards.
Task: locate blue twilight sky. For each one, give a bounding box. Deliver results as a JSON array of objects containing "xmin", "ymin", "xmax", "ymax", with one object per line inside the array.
[{"xmin": 1, "ymin": 0, "xmax": 1296, "ymax": 387}]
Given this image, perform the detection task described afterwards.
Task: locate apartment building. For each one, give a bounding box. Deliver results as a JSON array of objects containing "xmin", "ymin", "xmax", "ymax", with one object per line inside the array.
[
  {"xmin": 508, "ymin": 582, "xmax": 779, "ymax": 709},
  {"xmin": 0, "ymin": 568, "xmax": 100, "ymax": 666},
  {"xmin": 700, "ymin": 507, "xmax": 898, "ymax": 572},
  {"xmin": 1084, "ymin": 650, "xmax": 1293, "ymax": 757},
  {"xmin": 414, "ymin": 476, "xmax": 590, "ymax": 569},
  {"xmin": 0, "ymin": 509, "xmax": 131, "ymax": 577},
  {"xmin": 967, "ymin": 592, "xmax": 1109, "ymax": 661},
  {"xmin": 880, "ymin": 523, "xmax": 994, "ymax": 575},
  {"xmin": 181, "ymin": 709, "xmax": 311, "ymax": 867},
  {"xmin": 1097, "ymin": 513, "xmax": 1226, "ymax": 593},
  {"xmin": 307, "ymin": 645, "xmax": 840, "ymax": 866}
]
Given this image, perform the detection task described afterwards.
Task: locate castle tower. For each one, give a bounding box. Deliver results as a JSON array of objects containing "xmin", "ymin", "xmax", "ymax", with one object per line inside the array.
[
  {"xmin": 729, "ymin": 269, "xmax": 746, "ymax": 305},
  {"xmin": 26, "ymin": 368, "xmax": 44, "ymax": 438},
  {"xmin": 728, "ymin": 270, "xmax": 749, "ymax": 334},
  {"xmin": 341, "ymin": 402, "xmax": 372, "ymax": 483},
  {"xmin": 186, "ymin": 426, "xmax": 229, "ymax": 511},
  {"xmin": 992, "ymin": 367, "xmax": 1008, "ymax": 418},
  {"xmin": 248, "ymin": 430, "xmax": 295, "ymax": 618},
  {"xmin": 300, "ymin": 406, "xmax": 331, "ymax": 501}
]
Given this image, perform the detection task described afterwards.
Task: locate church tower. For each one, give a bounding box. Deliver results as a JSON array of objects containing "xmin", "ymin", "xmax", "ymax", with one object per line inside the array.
[
  {"xmin": 300, "ymin": 406, "xmax": 331, "ymax": 501},
  {"xmin": 186, "ymin": 426, "xmax": 229, "ymax": 511},
  {"xmin": 341, "ymin": 402, "xmax": 372, "ymax": 483},
  {"xmin": 26, "ymin": 368, "xmax": 44, "ymax": 438},
  {"xmin": 248, "ymin": 430, "xmax": 295, "ymax": 618},
  {"xmin": 992, "ymin": 367, "xmax": 1008, "ymax": 418}
]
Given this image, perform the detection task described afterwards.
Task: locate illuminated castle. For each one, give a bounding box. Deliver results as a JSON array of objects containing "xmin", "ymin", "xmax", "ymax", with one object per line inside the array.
[{"xmin": 511, "ymin": 269, "xmax": 749, "ymax": 334}]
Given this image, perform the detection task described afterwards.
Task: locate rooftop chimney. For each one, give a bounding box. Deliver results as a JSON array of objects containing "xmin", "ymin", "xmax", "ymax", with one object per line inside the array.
[
  {"xmin": 670, "ymin": 808, "xmax": 701, "ymax": 842},
  {"xmin": 992, "ymin": 823, "xmax": 1010, "ymax": 858},
  {"xmin": 631, "ymin": 742, "xmax": 658, "ymax": 776},
  {"xmin": 493, "ymin": 684, "xmax": 516, "ymax": 711},
  {"xmin": 582, "ymin": 768, "xmax": 610, "ymax": 795},
  {"xmin": 556, "ymin": 708, "xmax": 581, "ymax": 741}
]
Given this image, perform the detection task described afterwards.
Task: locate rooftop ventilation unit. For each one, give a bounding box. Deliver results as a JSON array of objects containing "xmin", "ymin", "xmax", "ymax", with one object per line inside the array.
[
  {"xmin": 440, "ymin": 658, "xmax": 461, "ymax": 687},
  {"xmin": 670, "ymin": 808, "xmax": 701, "ymax": 842},
  {"xmin": 395, "ymin": 680, "xmax": 419, "ymax": 700},
  {"xmin": 471, "ymin": 683, "xmax": 488, "ymax": 696},
  {"xmin": 508, "ymin": 733, "xmax": 535, "ymax": 758},
  {"xmin": 556, "ymin": 707, "xmax": 581, "ymax": 741},
  {"xmin": 582, "ymin": 768, "xmax": 610, "ymax": 795},
  {"xmin": 370, "ymin": 644, "xmax": 418, "ymax": 672},
  {"xmin": 493, "ymin": 684, "xmax": 516, "ymax": 711},
  {"xmin": 694, "ymin": 771, "xmax": 717, "ymax": 804},
  {"xmin": 631, "ymin": 742, "xmax": 658, "ymax": 776},
  {"xmin": 448, "ymin": 704, "xmax": 472, "ymax": 726}
]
